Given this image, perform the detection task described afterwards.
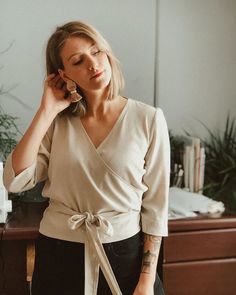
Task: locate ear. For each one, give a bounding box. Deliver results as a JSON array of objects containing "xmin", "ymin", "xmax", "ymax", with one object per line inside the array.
[{"xmin": 58, "ymin": 69, "xmax": 69, "ymax": 83}]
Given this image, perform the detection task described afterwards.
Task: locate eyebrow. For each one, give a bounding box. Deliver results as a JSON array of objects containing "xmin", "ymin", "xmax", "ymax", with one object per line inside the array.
[{"xmin": 67, "ymin": 43, "xmax": 96, "ymax": 61}]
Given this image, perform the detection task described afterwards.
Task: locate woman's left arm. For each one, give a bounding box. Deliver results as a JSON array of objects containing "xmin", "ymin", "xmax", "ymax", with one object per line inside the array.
[
  {"xmin": 133, "ymin": 234, "xmax": 162, "ymax": 295},
  {"xmin": 133, "ymin": 108, "xmax": 169, "ymax": 294}
]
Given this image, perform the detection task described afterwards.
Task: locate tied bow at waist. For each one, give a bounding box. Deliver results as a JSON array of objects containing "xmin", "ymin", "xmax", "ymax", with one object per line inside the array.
[
  {"xmin": 67, "ymin": 212, "xmax": 122, "ymax": 295},
  {"xmin": 68, "ymin": 212, "xmax": 113, "ymax": 236}
]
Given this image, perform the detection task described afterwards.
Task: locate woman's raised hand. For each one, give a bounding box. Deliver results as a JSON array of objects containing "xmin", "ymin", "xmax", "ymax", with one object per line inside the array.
[{"xmin": 40, "ymin": 73, "xmax": 71, "ymax": 115}]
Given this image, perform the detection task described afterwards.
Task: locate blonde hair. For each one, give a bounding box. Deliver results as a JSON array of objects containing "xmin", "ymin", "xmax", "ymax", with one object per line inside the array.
[{"xmin": 46, "ymin": 21, "xmax": 125, "ymax": 116}]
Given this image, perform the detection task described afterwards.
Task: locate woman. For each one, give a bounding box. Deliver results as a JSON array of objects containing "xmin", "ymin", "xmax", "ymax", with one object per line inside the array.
[{"xmin": 3, "ymin": 21, "xmax": 170, "ymax": 295}]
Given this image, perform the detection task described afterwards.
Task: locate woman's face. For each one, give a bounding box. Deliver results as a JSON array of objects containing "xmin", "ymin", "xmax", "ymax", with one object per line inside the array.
[{"xmin": 59, "ymin": 36, "xmax": 112, "ymax": 96}]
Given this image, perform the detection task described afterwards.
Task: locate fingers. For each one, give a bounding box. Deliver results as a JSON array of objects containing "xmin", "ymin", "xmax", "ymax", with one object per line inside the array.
[
  {"xmin": 45, "ymin": 74, "xmax": 65, "ymax": 89},
  {"xmin": 54, "ymin": 76, "xmax": 65, "ymax": 89},
  {"xmin": 45, "ymin": 73, "xmax": 56, "ymax": 84}
]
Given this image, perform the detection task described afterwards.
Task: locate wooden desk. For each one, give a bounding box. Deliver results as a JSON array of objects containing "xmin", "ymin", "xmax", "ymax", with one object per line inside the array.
[
  {"xmin": 1, "ymin": 202, "xmax": 236, "ymax": 295},
  {"xmin": 163, "ymin": 214, "xmax": 236, "ymax": 295}
]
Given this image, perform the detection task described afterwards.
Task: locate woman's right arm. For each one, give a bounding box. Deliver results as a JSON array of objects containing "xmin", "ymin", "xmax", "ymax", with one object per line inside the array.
[{"xmin": 12, "ymin": 74, "xmax": 71, "ymax": 176}]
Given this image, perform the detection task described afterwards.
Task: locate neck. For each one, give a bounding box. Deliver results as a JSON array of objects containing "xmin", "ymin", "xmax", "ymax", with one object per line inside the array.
[{"xmin": 83, "ymin": 88, "xmax": 113, "ymax": 119}]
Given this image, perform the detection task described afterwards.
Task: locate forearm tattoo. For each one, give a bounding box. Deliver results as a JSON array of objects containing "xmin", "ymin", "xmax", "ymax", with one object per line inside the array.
[
  {"xmin": 141, "ymin": 235, "xmax": 162, "ymax": 274},
  {"xmin": 143, "ymin": 235, "xmax": 162, "ymax": 251}
]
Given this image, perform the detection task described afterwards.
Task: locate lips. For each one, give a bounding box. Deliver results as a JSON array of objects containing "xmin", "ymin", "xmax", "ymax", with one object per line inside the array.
[{"xmin": 90, "ymin": 70, "xmax": 104, "ymax": 80}]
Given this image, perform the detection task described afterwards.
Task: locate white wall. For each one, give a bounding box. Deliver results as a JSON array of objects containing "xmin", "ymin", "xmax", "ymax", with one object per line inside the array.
[
  {"xmin": 1, "ymin": 0, "xmax": 236, "ymax": 138},
  {"xmin": 0, "ymin": 0, "xmax": 156, "ymax": 132},
  {"xmin": 157, "ymin": 0, "xmax": 236, "ymax": 137}
]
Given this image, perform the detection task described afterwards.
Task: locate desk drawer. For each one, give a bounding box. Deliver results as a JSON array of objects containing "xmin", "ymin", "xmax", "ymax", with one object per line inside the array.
[
  {"xmin": 164, "ymin": 228, "xmax": 236, "ymax": 262},
  {"xmin": 163, "ymin": 258, "xmax": 236, "ymax": 295}
]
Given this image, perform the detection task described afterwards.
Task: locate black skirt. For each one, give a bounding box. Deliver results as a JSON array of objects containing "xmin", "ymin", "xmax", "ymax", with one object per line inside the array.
[{"xmin": 31, "ymin": 231, "xmax": 165, "ymax": 295}]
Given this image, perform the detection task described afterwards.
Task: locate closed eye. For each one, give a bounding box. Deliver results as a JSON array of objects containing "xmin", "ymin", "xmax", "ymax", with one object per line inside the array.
[
  {"xmin": 73, "ymin": 59, "xmax": 83, "ymax": 65},
  {"xmin": 92, "ymin": 50, "xmax": 101, "ymax": 55},
  {"xmin": 73, "ymin": 49, "xmax": 102, "ymax": 65}
]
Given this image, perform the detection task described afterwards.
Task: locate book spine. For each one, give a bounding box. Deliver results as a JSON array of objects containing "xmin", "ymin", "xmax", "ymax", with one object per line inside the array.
[
  {"xmin": 189, "ymin": 145, "xmax": 195, "ymax": 192},
  {"xmin": 192, "ymin": 137, "xmax": 201, "ymax": 192},
  {"xmin": 198, "ymin": 147, "xmax": 206, "ymax": 193}
]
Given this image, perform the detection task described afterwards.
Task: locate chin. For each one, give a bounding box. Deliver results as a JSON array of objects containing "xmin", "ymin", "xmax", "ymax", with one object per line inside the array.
[{"xmin": 91, "ymin": 77, "xmax": 111, "ymax": 90}]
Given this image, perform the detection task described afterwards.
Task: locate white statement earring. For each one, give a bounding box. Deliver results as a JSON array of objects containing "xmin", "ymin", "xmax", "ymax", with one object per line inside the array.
[{"xmin": 66, "ymin": 80, "xmax": 82, "ymax": 102}]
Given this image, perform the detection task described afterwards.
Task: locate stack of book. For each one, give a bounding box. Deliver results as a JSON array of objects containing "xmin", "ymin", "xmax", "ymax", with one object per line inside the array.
[{"xmin": 183, "ymin": 137, "xmax": 206, "ymax": 193}]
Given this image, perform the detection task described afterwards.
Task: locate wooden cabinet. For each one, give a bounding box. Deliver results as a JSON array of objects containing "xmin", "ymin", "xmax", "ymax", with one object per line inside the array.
[
  {"xmin": 0, "ymin": 202, "xmax": 47, "ymax": 295},
  {"xmin": 163, "ymin": 214, "xmax": 236, "ymax": 295},
  {"xmin": 1, "ymin": 202, "xmax": 236, "ymax": 295}
]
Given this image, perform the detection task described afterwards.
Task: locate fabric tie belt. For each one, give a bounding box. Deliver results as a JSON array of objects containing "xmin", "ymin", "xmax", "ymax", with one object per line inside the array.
[{"xmin": 67, "ymin": 212, "xmax": 123, "ymax": 295}]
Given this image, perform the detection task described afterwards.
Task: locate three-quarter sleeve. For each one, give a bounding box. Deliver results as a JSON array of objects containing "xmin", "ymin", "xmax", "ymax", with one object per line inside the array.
[
  {"xmin": 141, "ymin": 108, "xmax": 170, "ymax": 237},
  {"xmin": 3, "ymin": 122, "xmax": 54, "ymax": 193}
]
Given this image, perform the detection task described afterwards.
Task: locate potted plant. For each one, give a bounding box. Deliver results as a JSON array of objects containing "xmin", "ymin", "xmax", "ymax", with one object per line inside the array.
[
  {"xmin": 1, "ymin": 44, "xmax": 46, "ymax": 202},
  {"xmin": 201, "ymin": 114, "xmax": 236, "ymax": 213},
  {"xmin": 0, "ymin": 107, "xmax": 21, "ymax": 161}
]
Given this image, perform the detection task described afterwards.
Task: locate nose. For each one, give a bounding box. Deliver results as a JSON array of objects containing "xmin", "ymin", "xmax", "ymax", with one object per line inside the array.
[
  {"xmin": 89, "ymin": 65, "xmax": 98, "ymax": 71},
  {"xmin": 87, "ymin": 55, "xmax": 99, "ymax": 71}
]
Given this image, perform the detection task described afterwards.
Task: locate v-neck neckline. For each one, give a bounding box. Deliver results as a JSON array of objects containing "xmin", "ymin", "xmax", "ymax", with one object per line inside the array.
[{"xmin": 79, "ymin": 98, "xmax": 130, "ymax": 151}]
